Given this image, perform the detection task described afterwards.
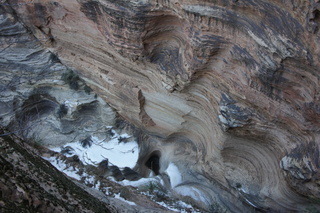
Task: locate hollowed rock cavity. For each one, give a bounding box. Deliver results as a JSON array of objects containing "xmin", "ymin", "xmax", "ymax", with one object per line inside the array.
[{"xmin": 145, "ymin": 150, "xmax": 161, "ymax": 175}]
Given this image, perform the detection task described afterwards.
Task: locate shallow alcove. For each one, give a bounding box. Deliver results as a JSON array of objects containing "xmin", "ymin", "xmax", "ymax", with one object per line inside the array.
[{"xmin": 145, "ymin": 150, "xmax": 161, "ymax": 175}]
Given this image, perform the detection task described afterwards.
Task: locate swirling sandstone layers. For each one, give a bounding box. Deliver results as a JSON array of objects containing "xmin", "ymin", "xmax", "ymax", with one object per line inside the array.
[{"xmin": 6, "ymin": 0, "xmax": 320, "ymax": 212}]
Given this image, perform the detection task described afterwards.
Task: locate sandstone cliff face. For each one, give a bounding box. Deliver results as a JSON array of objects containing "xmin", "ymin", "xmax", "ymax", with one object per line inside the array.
[{"xmin": 1, "ymin": 0, "xmax": 320, "ymax": 212}]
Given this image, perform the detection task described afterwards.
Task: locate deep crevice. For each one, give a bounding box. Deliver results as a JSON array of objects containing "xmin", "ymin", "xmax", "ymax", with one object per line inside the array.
[{"xmin": 145, "ymin": 150, "xmax": 161, "ymax": 175}]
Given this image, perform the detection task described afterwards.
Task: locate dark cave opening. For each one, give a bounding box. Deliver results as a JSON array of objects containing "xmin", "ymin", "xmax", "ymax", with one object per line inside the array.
[{"xmin": 145, "ymin": 151, "xmax": 161, "ymax": 175}]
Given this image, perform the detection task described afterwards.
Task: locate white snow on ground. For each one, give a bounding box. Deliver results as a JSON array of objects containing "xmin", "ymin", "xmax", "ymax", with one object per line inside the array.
[
  {"xmin": 176, "ymin": 200, "xmax": 199, "ymax": 212},
  {"xmin": 157, "ymin": 201, "xmax": 181, "ymax": 212},
  {"xmin": 118, "ymin": 133, "xmax": 130, "ymax": 138},
  {"xmin": 121, "ymin": 176, "xmax": 162, "ymax": 187},
  {"xmin": 165, "ymin": 163, "xmax": 182, "ymax": 188},
  {"xmin": 50, "ymin": 130, "xmax": 138, "ymax": 168},
  {"xmin": 114, "ymin": 193, "xmax": 136, "ymax": 206},
  {"xmin": 155, "ymin": 200, "xmax": 201, "ymax": 213},
  {"xmin": 43, "ymin": 156, "xmax": 82, "ymax": 180},
  {"xmin": 43, "ymin": 129, "xmax": 204, "ymax": 212},
  {"xmin": 174, "ymin": 185, "xmax": 208, "ymax": 204},
  {"xmin": 43, "ymin": 156, "xmax": 109, "ymax": 193}
]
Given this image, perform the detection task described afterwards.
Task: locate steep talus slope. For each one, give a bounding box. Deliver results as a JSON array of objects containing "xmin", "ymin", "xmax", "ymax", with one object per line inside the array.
[
  {"xmin": 0, "ymin": 128, "xmax": 114, "ymax": 212},
  {"xmin": 1, "ymin": 0, "xmax": 320, "ymax": 212}
]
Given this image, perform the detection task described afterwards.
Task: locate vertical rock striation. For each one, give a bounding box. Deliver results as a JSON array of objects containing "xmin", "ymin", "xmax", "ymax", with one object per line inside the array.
[{"xmin": 1, "ymin": 0, "xmax": 320, "ymax": 212}]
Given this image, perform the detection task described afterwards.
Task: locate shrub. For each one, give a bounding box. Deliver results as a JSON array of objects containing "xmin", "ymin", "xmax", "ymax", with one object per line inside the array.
[
  {"xmin": 106, "ymin": 129, "xmax": 115, "ymax": 137},
  {"xmin": 80, "ymin": 136, "xmax": 92, "ymax": 148},
  {"xmin": 60, "ymin": 146, "xmax": 74, "ymax": 155},
  {"xmin": 147, "ymin": 181, "xmax": 160, "ymax": 192},
  {"xmin": 140, "ymin": 181, "xmax": 168, "ymax": 202},
  {"xmin": 143, "ymin": 181, "xmax": 167, "ymax": 194},
  {"xmin": 118, "ymin": 136, "xmax": 125, "ymax": 143}
]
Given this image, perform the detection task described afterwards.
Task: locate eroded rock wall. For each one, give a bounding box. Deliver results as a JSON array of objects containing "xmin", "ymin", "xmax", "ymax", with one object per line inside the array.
[
  {"xmin": 2, "ymin": 0, "xmax": 320, "ymax": 212},
  {"xmin": 0, "ymin": 2, "xmax": 116, "ymax": 147}
]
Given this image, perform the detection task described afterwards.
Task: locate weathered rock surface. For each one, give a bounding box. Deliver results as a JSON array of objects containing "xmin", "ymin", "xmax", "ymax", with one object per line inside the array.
[
  {"xmin": 0, "ymin": 2, "xmax": 116, "ymax": 147},
  {"xmin": 0, "ymin": 128, "xmax": 114, "ymax": 213},
  {"xmin": 1, "ymin": 0, "xmax": 320, "ymax": 212}
]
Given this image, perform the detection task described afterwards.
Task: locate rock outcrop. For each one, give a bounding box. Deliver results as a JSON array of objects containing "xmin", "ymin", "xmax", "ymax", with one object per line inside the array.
[
  {"xmin": 0, "ymin": 2, "xmax": 116, "ymax": 147},
  {"xmin": 1, "ymin": 0, "xmax": 320, "ymax": 212}
]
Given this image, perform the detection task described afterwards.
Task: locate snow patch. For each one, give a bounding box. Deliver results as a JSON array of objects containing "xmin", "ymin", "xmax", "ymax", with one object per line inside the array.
[
  {"xmin": 114, "ymin": 193, "xmax": 136, "ymax": 206},
  {"xmin": 43, "ymin": 156, "xmax": 81, "ymax": 180},
  {"xmin": 157, "ymin": 201, "xmax": 180, "ymax": 212},
  {"xmin": 119, "ymin": 133, "xmax": 130, "ymax": 139},
  {"xmin": 174, "ymin": 186, "xmax": 208, "ymax": 204},
  {"xmin": 50, "ymin": 132, "xmax": 138, "ymax": 168},
  {"xmin": 156, "ymin": 201, "xmax": 201, "ymax": 213},
  {"xmin": 165, "ymin": 163, "xmax": 182, "ymax": 188},
  {"xmin": 122, "ymin": 177, "xmax": 159, "ymax": 187}
]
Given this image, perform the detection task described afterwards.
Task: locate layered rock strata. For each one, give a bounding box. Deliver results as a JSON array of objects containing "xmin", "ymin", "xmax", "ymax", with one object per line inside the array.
[
  {"xmin": 0, "ymin": 2, "xmax": 116, "ymax": 146},
  {"xmin": 1, "ymin": 0, "xmax": 320, "ymax": 212}
]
